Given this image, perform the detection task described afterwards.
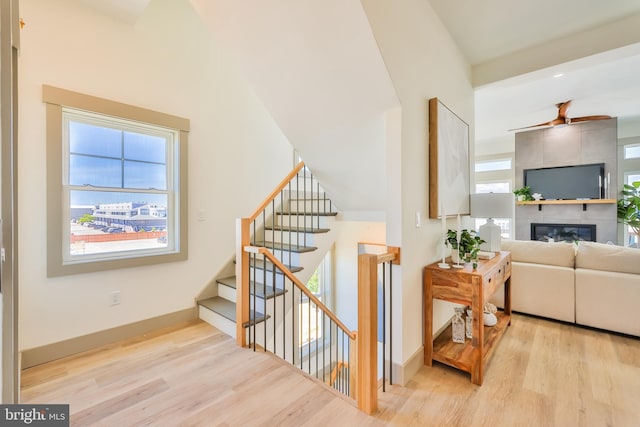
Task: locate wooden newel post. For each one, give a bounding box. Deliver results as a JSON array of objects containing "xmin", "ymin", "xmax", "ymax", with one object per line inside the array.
[
  {"xmin": 357, "ymin": 253, "xmax": 378, "ymax": 414},
  {"xmin": 236, "ymin": 218, "xmax": 250, "ymax": 347}
]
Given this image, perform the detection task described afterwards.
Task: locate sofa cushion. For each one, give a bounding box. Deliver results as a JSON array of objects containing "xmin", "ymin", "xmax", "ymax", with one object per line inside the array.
[
  {"xmin": 501, "ymin": 239, "xmax": 575, "ymax": 268},
  {"xmin": 575, "ymin": 241, "xmax": 640, "ymax": 275}
]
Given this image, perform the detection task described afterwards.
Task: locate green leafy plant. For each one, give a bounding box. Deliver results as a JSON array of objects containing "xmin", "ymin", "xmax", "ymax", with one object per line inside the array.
[
  {"xmin": 617, "ymin": 181, "xmax": 640, "ymax": 245},
  {"xmin": 513, "ymin": 186, "xmax": 534, "ymax": 201},
  {"xmin": 77, "ymin": 213, "xmax": 94, "ymax": 224},
  {"xmin": 446, "ymin": 229, "xmax": 486, "ymax": 269}
]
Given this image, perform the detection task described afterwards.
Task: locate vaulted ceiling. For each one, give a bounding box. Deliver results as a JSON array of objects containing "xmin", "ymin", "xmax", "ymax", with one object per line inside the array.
[{"xmin": 77, "ymin": 0, "xmax": 640, "ymax": 204}]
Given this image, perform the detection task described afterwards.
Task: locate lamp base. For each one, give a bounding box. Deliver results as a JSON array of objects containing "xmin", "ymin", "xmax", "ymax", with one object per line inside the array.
[{"xmin": 479, "ymin": 218, "xmax": 502, "ymax": 252}]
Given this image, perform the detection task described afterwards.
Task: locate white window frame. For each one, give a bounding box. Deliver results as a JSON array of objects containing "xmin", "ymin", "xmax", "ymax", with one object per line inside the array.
[
  {"xmin": 44, "ymin": 85, "xmax": 189, "ymax": 276},
  {"xmin": 475, "ymin": 157, "xmax": 512, "ymax": 173},
  {"xmin": 624, "ymin": 143, "xmax": 640, "ymax": 160},
  {"xmin": 623, "ymin": 170, "xmax": 640, "ymax": 246}
]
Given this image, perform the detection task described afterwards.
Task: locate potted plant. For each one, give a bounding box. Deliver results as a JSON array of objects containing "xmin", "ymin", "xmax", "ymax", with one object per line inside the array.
[
  {"xmin": 513, "ymin": 186, "xmax": 534, "ymax": 201},
  {"xmin": 446, "ymin": 229, "xmax": 486, "ymax": 268},
  {"xmin": 617, "ymin": 181, "xmax": 640, "ymax": 247}
]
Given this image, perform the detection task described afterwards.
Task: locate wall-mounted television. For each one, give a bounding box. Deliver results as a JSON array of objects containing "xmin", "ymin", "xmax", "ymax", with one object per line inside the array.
[{"xmin": 523, "ymin": 163, "xmax": 605, "ymax": 200}]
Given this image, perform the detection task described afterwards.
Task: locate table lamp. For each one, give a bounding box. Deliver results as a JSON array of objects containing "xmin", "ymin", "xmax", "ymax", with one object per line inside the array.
[{"xmin": 470, "ymin": 192, "xmax": 513, "ymax": 252}]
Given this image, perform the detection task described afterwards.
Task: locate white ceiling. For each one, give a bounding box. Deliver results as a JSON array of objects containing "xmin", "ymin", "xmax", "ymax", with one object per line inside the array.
[
  {"xmin": 428, "ymin": 0, "xmax": 640, "ymax": 143},
  {"xmin": 77, "ymin": 0, "xmax": 640, "ymax": 148},
  {"xmin": 78, "ymin": 0, "xmax": 151, "ymax": 25}
]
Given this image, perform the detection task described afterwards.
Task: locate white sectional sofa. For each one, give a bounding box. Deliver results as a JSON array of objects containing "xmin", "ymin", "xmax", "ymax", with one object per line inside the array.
[{"xmin": 490, "ymin": 239, "xmax": 640, "ymax": 337}]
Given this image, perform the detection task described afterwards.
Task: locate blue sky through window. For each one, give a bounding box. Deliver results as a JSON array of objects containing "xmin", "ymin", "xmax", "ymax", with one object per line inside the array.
[{"xmin": 68, "ymin": 120, "xmax": 169, "ymax": 201}]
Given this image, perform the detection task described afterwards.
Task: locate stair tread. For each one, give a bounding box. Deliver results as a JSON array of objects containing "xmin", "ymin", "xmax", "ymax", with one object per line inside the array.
[
  {"xmin": 251, "ymin": 258, "xmax": 303, "ymax": 273},
  {"xmin": 255, "ymin": 241, "xmax": 317, "ymax": 253},
  {"xmin": 276, "ymin": 211, "xmax": 337, "ymax": 217},
  {"xmin": 216, "ymin": 276, "xmax": 287, "ymax": 299},
  {"xmin": 231, "ymin": 259, "xmax": 303, "ymax": 273},
  {"xmin": 198, "ymin": 297, "xmax": 268, "ymax": 327},
  {"xmin": 265, "ymin": 225, "xmax": 330, "ymax": 233}
]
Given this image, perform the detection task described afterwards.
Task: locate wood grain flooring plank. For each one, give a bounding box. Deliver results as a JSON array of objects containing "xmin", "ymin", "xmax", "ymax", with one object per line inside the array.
[{"xmin": 21, "ymin": 316, "xmax": 640, "ymax": 426}]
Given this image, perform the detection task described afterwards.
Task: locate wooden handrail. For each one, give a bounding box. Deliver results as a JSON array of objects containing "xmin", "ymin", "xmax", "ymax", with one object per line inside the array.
[
  {"xmin": 244, "ymin": 245, "xmax": 356, "ymax": 340},
  {"xmin": 358, "ymin": 242, "xmax": 401, "ymax": 265},
  {"xmin": 377, "ymin": 252, "xmax": 397, "ymax": 264},
  {"xmin": 248, "ymin": 161, "xmax": 306, "ymax": 222},
  {"xmin": 328, "ymin": 361, "xmax": 349, "ymax": 386}
]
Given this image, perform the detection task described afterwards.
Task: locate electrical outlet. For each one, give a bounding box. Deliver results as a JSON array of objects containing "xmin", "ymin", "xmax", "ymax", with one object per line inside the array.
[{"xmin": 110, "ymin": 290, "xmax": 121, "ymax": 306}]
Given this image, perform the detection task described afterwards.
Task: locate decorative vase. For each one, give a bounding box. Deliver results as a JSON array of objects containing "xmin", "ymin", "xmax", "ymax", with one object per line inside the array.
[
  {"xmin": 451, "ymin": 249, "xmax": 461, "ymax": 264},
  {"xmin": 452, "ymin": 307, "xmax": 465, "ymax": 344},
  {"xmin": 466, "ymin": 308, "xmax": 473, "ymax": 339}
]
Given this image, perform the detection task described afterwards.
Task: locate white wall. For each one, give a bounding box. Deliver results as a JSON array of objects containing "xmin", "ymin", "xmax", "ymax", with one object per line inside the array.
[
  {"xmin": 333, "ymin": 219, "xmax": 386, "ymax": 331},
  {"xmin": 190, "ymin": 0, "xmax": 400, "ymax": 213},
  {"xmin": 362, "ymin": 0, "xmax": 474, "ymax": 370},
  {"xmin": 18, "ymin": 0, "xmax": 293, "ymax": 350}
]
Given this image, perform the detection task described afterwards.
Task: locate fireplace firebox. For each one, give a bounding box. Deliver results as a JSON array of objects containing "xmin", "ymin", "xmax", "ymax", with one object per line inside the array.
[{"xmin": 531, "ymin": 223, "xmax": 596, "ymax": 242}]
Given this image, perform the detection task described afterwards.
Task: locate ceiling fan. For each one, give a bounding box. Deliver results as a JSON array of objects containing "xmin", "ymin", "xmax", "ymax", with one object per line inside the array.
[{"xmin": 509, "ymin": 100, "xmax": 611, "ymax": 131}]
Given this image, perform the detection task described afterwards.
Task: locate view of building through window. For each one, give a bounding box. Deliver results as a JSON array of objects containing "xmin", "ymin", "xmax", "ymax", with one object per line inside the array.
[{"xmin": 65, "ymin": 110, "xmax": 177, "ymax": 261}]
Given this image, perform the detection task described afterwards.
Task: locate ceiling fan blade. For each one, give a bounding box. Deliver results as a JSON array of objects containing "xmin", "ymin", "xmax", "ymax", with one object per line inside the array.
[
  {"xmin": 569, "ymin": 115, "xmax": 612, "ymax": 123},
  {"xmin": 556, "ymin": 100, "xmax": 572, "ymax": 119},
  {"xmin": 508, "ymin": 117, "xmax": 565, "ymax": 132}
]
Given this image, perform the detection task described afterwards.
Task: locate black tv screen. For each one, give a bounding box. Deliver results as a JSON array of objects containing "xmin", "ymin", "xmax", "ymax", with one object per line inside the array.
[{"xmin": 524, "ymin": 163, "xmax": 604, "ymax": 200}]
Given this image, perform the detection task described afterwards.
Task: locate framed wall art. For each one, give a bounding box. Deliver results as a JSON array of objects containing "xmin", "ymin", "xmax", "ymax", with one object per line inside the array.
[{"xmin": 428, "ymin": 97, "xmax": 470, "ymax": 219}]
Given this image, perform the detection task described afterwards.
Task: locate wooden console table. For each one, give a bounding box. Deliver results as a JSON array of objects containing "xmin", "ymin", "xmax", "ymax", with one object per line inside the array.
[{"xmin": 423, "ymin": 252, "xmax": 512, "ymax": 385}]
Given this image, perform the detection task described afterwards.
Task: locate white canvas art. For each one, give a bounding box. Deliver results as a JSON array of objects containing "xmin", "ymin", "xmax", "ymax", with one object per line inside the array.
[{"xmin": 429, "ymin": 98, "xmax": 470, "ymax": 218}]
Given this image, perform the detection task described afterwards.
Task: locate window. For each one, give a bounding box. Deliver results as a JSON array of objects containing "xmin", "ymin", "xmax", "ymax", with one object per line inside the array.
[
  {"xmin": 624, "ymin": 144, "xmax": 640, "ymax": 160},
  {"xmin": 44, "ymin": 85, "xmax": 189, "ymax": 276},
  {"xmin": 475, "ymin": 158, "xmax": 512, "ymax": 172},
  {"xmin": 624, "ymin": 172, "xmax": 640, "ymax": 247},
  {"xmin": 300, "ymin": 249, "xmax": 333, "ymax": 348}
]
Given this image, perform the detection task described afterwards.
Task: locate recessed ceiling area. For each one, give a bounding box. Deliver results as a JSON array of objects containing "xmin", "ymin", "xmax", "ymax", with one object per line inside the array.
[
  {"xmin": 428, "ymin": 0, "xmax": 640, "ymax": 66},
  {"xmin": 428, "ymin": 0, "xmax": 640, "ymax": 145},
  {"xmin": 475, "ymin": 45, "xmax": 640, "ymax": 142}
]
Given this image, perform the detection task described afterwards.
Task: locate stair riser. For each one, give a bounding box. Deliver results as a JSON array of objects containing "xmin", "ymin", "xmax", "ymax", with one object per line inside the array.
[
  {"xmin": 199, "ymin": 305, "xmax": 271, "ymax": 344},
  {"xmin": 284, "ymin": 199, "xmax": 334, "ymax": 213},
  {"xmin": 275, "ymin": 214, "xmax": 332, "ymax": 229},
  {"xmin": 250, "ymin": 272, "xmax": 288, "ymax": 289},
  {"xmin": 263, "ymin": 230, "xmax": 319, "ymax": 246},
  {"xmin": 199, "ymin": 305, "xmax": 236, "ymax": 338},
  {"xmin": 218, "ymin": 282, "xmax": 286, "ymax": 312},
  {"xmin": 218, "ymin": 283, "xmax": 268, "ymax": 311},
  {"xmin": 268, "ymin": 249, "xmax": 303, "ymax": 266},
  {"xmin": 217, "ymin": 282, "xmax": 236, "ymax": 302}
]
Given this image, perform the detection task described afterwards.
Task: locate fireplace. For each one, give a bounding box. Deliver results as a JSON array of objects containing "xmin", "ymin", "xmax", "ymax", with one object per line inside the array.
[{"xmin": 531, "ymin": 223, "xmax": 596, "ymax": 242}]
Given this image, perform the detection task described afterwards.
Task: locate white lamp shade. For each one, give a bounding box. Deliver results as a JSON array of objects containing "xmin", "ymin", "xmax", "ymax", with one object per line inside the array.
[
  {"xmin": 470, "ymin": 193, "xmax": 513, "ymax": 253},
  {"xmin": 470, "ymin": 193, "xmax": 513, "ymax": 219}
]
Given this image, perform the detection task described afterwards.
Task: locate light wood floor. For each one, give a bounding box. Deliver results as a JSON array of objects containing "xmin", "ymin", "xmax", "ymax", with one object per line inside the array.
[{"xmin": 21, "ymin": 314, "xmax": 640, "ymax": 426}]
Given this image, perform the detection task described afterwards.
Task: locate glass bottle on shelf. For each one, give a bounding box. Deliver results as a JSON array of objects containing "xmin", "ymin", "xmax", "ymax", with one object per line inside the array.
[
  {"xmin": 466, "ymin": 308, "xmax": 473, "ymax": 339},
  {"xmin": 452, "ymin": 307, "xmax": 465, "ymax": 343}
]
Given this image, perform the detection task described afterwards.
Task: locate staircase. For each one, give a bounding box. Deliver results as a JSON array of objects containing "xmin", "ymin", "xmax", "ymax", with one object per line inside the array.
[
  {"xmin": 197, "ymin": 163, "xmax": 338, "ymax": 339},
  {"xmin": 195, "ymin": 162, "xmax": 398, "ymax": 413}
]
